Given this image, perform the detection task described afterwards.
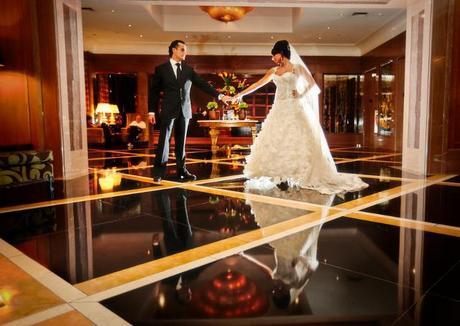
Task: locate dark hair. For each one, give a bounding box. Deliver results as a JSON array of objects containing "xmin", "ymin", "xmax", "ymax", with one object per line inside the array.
[
  {"xmin": 169, "ymin": 40, "xmax": 185, "ymax": 57},
  {"xmin": 271, "ymin": 280, "xmax": 291, "ymax": 309},
  {"xmin": 271, "ymin": 40, "xmax": 291, "ymax": 59}
]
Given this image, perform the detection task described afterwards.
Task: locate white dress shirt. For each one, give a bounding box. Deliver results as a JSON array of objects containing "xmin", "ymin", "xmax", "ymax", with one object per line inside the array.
[
  {"xmin": 129, "ymin": 120, "xmax": 146, "ymax": 129},
  {"xmin": 170, "ymin": 58, "xmax": 181, "ymax": 78}
]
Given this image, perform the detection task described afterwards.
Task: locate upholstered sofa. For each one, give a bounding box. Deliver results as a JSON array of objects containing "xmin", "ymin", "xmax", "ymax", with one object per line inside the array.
[{"xmin": 0, "ymin": 150, "xmax": 54, "ymax": 188}]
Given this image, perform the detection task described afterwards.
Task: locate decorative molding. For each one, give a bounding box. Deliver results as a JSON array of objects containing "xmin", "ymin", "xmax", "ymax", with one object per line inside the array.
[
  {"xmin": 130, "ymin": 0, "xmax": 396, "ymax": 8},
  {"xmin": 358, "ymin": 11, "xmax": 406, "ymax": 55},
  {"xmin": 84, "ymin": 41, "xmax": 362, "ymax": 56}
]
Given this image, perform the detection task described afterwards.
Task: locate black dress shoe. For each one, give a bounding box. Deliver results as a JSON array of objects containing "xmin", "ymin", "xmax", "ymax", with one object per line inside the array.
[
  {"xmin": 153, "ymin": 175, "xmax": 162, "ymax": 182},
  {"xmin": 177, "ymin": 171, "xmax": 197, "ymax": 182}
]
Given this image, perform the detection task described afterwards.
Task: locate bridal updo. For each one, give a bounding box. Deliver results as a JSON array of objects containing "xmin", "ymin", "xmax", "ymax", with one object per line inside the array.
[{"xmin": 271, "ymin": 40, "xmax": 291, "ymax": 59}]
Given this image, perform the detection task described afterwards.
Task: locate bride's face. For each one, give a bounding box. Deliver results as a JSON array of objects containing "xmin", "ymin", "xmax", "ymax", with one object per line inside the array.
[{"xmin": 272, "ymin": 53, "xmax": 283, "ymax": 65}]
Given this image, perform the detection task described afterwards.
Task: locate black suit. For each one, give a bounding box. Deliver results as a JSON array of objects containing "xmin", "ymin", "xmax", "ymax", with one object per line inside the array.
[{"xmin": 149, "ymin": 61, "xmax": 220, "ymax": 177}]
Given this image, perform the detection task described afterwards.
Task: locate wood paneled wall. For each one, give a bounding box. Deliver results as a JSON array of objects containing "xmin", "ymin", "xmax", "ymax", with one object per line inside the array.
[
  {"xmin": 428, "ymin": 0, "xmax": 460, "ymax": 173},
  {"xmin": 0, "ymin": 0, "xmax": 38, "ymax": 147},
  {"xmin": 0, "ymin": 0, "xmax": 63, "ymax": 176},
  {"xmin": 361, "ymin": 33, "xmax": 406, "ymax": 151}
]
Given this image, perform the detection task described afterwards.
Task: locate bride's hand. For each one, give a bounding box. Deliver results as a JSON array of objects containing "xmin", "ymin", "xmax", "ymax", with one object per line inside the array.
[{"xmin": 231, "ymin": 95, "xmax": 241, "ymax": 104}]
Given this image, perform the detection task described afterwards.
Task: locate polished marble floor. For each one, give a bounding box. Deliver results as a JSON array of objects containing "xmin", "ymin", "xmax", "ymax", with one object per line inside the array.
[{"xmin": 0, "ymin": 144, "xmax": 458, "ymax": 325}]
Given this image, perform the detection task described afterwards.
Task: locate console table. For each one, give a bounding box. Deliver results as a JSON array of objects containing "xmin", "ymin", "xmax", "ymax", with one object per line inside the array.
[{"xmin": 198, "ymin": 120, "xmax": 258, "ymax": 155}]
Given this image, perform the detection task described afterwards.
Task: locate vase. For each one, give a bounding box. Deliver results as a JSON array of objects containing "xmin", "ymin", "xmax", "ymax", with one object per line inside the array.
[
  {"xmin": 208, "ymin": 110, "xmax": 218, "ymax": 120},
  {"xmin": 238, "ymin": 110, "xmax": 246, "ymax": 120}
]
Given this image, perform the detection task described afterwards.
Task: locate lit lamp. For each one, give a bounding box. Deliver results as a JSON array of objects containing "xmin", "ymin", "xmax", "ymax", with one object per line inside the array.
[
  {"xmin": 95, "ymin": 103, "xmax": 112, "ymax": 124},
  {"xmin": 109, "ymin": 104, "xmax": 119, "ymax": 124},
  {"xmin": 200, "ymin": 6, "xmax": 253, "ymax": 23}
]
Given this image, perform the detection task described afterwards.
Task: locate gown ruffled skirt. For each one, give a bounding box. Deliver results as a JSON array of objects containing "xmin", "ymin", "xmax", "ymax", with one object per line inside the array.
[{"xmin": 244, "ymin": 73, "xmax": 367, "ymax": 194}]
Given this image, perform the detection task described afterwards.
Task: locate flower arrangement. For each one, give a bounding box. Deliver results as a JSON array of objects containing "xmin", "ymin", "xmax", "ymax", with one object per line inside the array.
[
  {"xmin": 206, "ymin": 71, "xmax": 249, "ymax": 119},
  {"xmin": 207, "ymin": 101, "xmax": 218, "ymax": 111}
]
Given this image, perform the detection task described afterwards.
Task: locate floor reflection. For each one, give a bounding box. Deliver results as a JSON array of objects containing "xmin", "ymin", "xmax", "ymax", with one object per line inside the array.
[{"xmin": 2, "ymin": 145, "xmax": 459, "ymax": 325}]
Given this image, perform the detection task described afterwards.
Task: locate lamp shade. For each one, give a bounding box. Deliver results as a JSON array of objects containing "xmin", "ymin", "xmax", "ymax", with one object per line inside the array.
[
  {"xmin": 110, "ymin": 104, "xmax": 119, "ymax": 114},
  {"xmin": 95, "ymin": 103, "xmax": 112, "ymax": 114}
]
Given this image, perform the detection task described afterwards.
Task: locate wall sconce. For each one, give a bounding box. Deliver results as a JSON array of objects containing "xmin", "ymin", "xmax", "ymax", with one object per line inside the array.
[{"xmin": 200, "ymin": 6, "xmax": 253, "ymax": 23}]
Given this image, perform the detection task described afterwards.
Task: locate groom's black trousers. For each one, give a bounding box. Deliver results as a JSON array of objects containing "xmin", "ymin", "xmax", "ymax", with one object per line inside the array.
[{"xmin": 153, "ymin": 111, "xmax": 189, "ymax": 177}]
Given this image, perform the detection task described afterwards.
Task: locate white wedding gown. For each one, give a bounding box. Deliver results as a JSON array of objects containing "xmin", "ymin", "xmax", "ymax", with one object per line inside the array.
[{"xmin": 244, "ymin": 69, "xmax": 368, "ymax": 194}]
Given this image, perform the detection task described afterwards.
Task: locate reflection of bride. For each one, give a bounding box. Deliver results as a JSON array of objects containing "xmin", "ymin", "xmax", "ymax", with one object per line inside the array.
[
  {"xmin": 233, "ymin": 40, "xmax": 367, "ymax": 194},
  {"xmin": 242, "ymin": 186, "xmax": 335, "ymax": 307}
]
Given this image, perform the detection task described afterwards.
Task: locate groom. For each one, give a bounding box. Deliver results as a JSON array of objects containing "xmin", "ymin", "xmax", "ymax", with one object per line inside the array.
[{"xmin": 149, "ymin": 40, "xmax": 230, "ymax": 182}]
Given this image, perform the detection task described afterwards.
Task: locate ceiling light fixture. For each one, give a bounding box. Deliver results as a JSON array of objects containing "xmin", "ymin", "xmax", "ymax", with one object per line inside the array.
[{"xmin": 200, "ymin": 6, "xmax": 253, "ymax": 23}]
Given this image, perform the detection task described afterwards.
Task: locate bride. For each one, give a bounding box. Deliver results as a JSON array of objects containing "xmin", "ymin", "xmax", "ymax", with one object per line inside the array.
[{"xmin": 232, "ymin": 40, "xmax": 367, "ymax": 194}]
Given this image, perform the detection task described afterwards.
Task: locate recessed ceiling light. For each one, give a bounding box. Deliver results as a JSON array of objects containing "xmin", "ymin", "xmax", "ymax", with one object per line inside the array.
[
  {"xmin": 111, "ymin": 9, "xmax": 115, "ymax": 13},
  {"xmin": 227, "ymin": 35, "xmax": 231, "ymax": 39},
  {"xmin": 378, "ymin": 12, "xmax": 383, "ymax": 16},
  {"xmin": 339, "ymin": 13, "xmax": 344, "ymax": 17},
  {"xmin": 327, "ymin": 26, "xmax": 331, "ymax": 30},
  {"xmin": 128, "ymin": 24, "xmax": 132, "ymax": 28},
  {"xmin": 270, "ymin": 35, "xmax": 274, "ymax": 39},
  {"xmin": 318, "ymin": 36, "xmax": 322, "ymax": 40},
  {"xmin": 139, "ymin": 34, "xmax": 143, "ymax": 38}
]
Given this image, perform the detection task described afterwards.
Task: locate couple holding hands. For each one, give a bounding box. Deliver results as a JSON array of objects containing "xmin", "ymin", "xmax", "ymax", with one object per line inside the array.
[{"xmin": 149, "ymin": 39, "xmax": 367, "ymax": 195}]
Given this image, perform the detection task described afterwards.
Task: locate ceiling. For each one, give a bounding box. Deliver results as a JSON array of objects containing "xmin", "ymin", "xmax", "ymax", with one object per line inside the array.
[{"xmin": 82, "ymin": 0, "xmax": 407, "ymax": 56}]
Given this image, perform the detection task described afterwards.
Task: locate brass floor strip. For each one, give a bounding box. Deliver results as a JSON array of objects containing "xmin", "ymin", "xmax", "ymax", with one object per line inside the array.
[
  {"xmin": 437, "ymin": 181, "xmax": 460, "ymax": 187},
  {"xmin": 345, "ymin": 211, "xmax": 460, "ymax": 238},
  {"xmin": 332, "ymin": 149, "xmax": 401, "ymax": 155},
  {"xmin": 0, "ymin": 185, "xmax": 176, "ymax": 214},
  {"xmin": 192, "ymin": 174, "xmax": 245, "ymax": 185},
  {"xmin": 353, "ymin": 173, "xmax": 419, "ymax": 182},
  {"xmin": 360, "ymin": 159, "xmax": 402, "ymax": 164},
  {"xmin": 88, "ymin": 154, "xmax": 138, "ymax": 161},
  {"xmin": 335, "ymin": 153, "xmax": 402, "ymax": 165}
]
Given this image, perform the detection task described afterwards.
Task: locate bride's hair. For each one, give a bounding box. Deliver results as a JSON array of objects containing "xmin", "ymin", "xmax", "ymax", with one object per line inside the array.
[{"xmin": 271, "ymin": 40, "xmax": 291, "ymax": 59}]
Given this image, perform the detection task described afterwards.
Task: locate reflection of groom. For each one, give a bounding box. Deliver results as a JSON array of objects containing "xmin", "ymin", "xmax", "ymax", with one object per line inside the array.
[
  {"xmin": 149, "ymin": 40, "xmax": 230, "ymax": 182},
  {"xmin": 154, "ymin": 189, "xmax": 199, "ymax": 304},
  {"xmin": 154, "ymin": 189, "xmax": 193, "ymax": 254}
]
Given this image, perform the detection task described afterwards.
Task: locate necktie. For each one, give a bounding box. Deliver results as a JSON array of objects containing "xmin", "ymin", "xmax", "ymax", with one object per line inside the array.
[{"xmin": 175, "ymin": 63, "xmax": 182, "ymax": 80}]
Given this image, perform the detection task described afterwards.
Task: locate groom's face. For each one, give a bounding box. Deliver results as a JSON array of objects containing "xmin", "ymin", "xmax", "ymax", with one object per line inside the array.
[{"xmin": 172, "ymin": 43, "xmax": 187, "ymax": 62}]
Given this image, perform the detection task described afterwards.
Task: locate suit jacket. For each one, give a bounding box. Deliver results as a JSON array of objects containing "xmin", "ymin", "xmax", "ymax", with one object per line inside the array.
[{"xmin": 149, "ymin": 61, "xmax": 219, "ymax": 120}]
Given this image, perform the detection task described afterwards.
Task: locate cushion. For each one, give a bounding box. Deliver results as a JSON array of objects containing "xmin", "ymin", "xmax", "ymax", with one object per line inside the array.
[{"xmin": 0, "ymin": 150, "xmax": 53, "ymax": 168}]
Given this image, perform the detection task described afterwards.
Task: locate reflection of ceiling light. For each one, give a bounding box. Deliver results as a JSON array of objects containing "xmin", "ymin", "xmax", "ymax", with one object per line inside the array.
[{"xmin": 200, "ymin": 6, "xmax": 253, "ymax": 23}]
